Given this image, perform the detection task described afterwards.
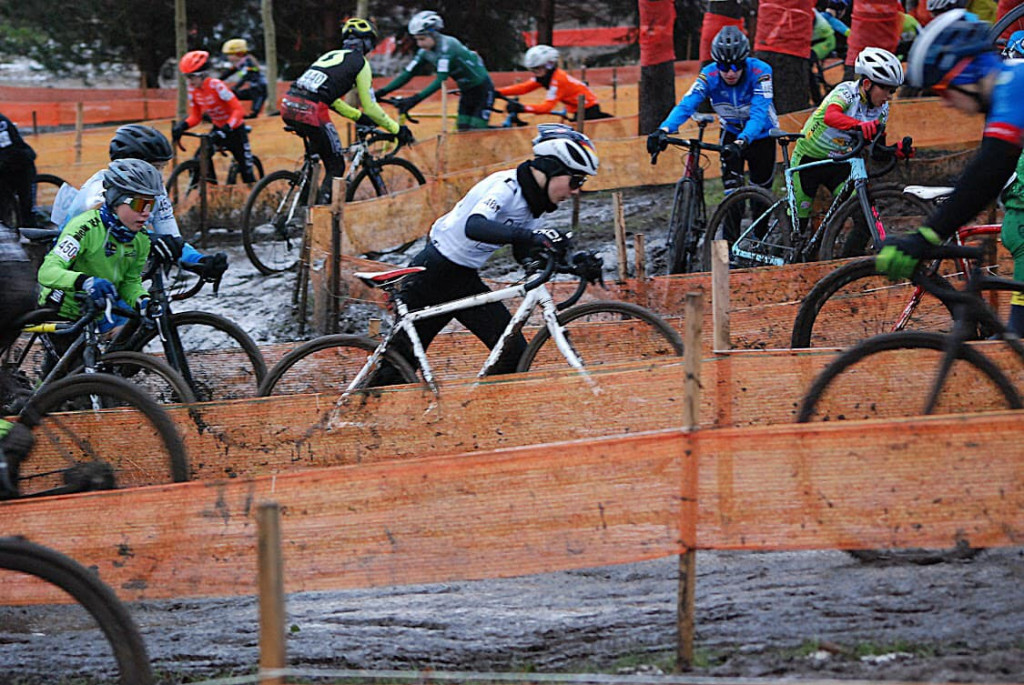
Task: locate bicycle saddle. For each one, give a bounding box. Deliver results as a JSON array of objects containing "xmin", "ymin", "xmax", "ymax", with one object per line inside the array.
[
  {"xmin": 903, "ymin": 185, "xmax": 954, "ymax": 201},
  {"xmin": 769, "ymin": 128, "xmax": 804, "ymax": 143},
  {"xmin": 354, "ymin": 267, "xmax": 425, "ymax": 289},
  {"xmin": 19, "ymin": 227, "xmax": 60, "ymax": 242}
]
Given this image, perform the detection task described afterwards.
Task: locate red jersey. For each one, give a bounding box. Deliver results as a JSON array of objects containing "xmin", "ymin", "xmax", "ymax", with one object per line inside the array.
[
  {"xmin": 185, "ymin": 77, "xmax": 246, "ymax": 129},
  {"xmin": 497, "ymin": 68, "xmax": 599, "ymax": 115}
]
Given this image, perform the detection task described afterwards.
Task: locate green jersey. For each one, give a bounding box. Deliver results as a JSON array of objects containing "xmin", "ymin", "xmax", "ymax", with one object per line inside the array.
[
  {"xmin": 378, "ymin": 34, "xmax": 490, "ymax": 99},
  {"xmin": 794, "ymin": 81, "xmax": 889, "ymax": 159},
  {"xmin": 38, "ymin": 208, "xmax": 150, "ymax": 320}
]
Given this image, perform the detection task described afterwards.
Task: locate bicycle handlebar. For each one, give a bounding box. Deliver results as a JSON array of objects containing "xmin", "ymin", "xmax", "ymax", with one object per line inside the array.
[
  {"xmin": 650, "ymin": 135, "xmax": 726, "ymax": 165},
  {"xmin": 378, "ymin": 97, "xmax": 420, "ymax": 124}
]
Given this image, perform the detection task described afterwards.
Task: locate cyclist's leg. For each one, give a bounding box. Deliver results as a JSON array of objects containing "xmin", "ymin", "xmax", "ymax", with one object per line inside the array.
[
  {"xmin": 718, "ymin": 130, "xmax": 745, "ymax": 193},
  {"xmin": 456, "ymin": 82, "xmax": 494, "ymax": 131},
  {"xmin": 6, "ymin": 152, "xmax": 38, "ymax": 227},
  {"xmin": 1001, "ymin": 209, "xmax": 1024, "ymax": 335},
  {"xmin": 583, "ymin": 104, "xmax": 613, "ymax": 120},
  {"xmin": 312, "ymin": 122, "xmax": 345, "ymax": 203},
  {"xmin": 223, "ymin": 127, "xmax": 257, "ymax": 183},
  {"xmin": 744, "ymin": 136, "xmax": 776, "ymax": 190}
]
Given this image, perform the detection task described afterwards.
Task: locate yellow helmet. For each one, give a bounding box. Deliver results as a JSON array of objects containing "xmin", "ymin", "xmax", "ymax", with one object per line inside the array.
[{"xmin": 222, "ymin": 38, "xmax": 249, "ymax": 55}]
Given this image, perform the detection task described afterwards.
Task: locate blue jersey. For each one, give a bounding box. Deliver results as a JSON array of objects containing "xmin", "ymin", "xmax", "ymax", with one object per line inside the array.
[
  {"xmin": 983, "ymin": 58, "xmax": 1024, "ymax": 148},
  {"xmin": 658, "ymin": 57, "xmax": 779, "ymax": 143}
]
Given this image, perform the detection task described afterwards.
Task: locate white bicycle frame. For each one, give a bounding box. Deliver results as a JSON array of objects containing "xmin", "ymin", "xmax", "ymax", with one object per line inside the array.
[{"xmin": 345, "ymin": 277, "xmax": 585, "ymax": 395}]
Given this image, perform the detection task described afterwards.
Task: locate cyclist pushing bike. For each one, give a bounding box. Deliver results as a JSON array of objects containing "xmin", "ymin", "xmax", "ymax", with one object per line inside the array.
[
  {"xmin": 376, "ymin": 10, "xmax": 495, "ymax": 131},
  {"xmin": 878, "ymin": 10, "xmax": 1024, "ymax": 335},
  {"xmin": 172, "ymin": 50, "xmax": 257, "ymax": 184},
  {"xmin": 375, "ymin": 123, "xmax": 598, "ymax": 384},
  {"xmin": 281, "ymin": 17, "xmax": 413, "ymax": 204},
  {"xmin": 496, "ymin": 45, "xmax": 611, "ymax": 121},
  {"xmin": 790, "ymin": 47, "xmax": 914, "ymax": 235},
  {"xmin": 647, "ymin": 26, "xmax": 778, "ymax": 192},
  {"xmin": 55, "ymin": 124, "xmax": 228, "ymax": 284}
]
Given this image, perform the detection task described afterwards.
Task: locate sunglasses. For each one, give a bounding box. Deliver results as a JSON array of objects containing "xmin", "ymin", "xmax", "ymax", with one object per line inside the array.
[
  {"xmin": 122, "ymin": 196, "xmax": 156, "ymax": 213},
  {"xmin": 569, "ymin": 174, "xmax": 587, "ymax": 190},
  {"xmin": 717, "ymin": 62, "xmax": 743, "ymax": 73}
]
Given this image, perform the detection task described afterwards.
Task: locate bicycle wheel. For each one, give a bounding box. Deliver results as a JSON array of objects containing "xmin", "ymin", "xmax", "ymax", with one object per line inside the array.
[
  {"xmin": 165, "ymin": 159, "xmax": 202, "ymax": 242},
  {"xmin": 796, "ymin": 331, "xmax": 1022, "ymax": 422},
  {"xmin": 226, "ymin": 155, "xmax": 266, "ymax": 184},
  {"xmin": 84, "ymin": 350, "xmax": 197, "ymax": 405},
  {"xmin": 991, "ymin": 3, "xmax": 1024, "ymax": 40},
  {"xmin": 141, "ymin": 257, "xmax": 205, "ymax": 302},
  {"xmin": 666, "ymin": 178, "xmax": 704, "ymax": 274},
  {"xmin": 258, "ymin": 334, "xmax": 419, "ymax": 396},
  {"xmin": 33, "ymin": 173, "xmax": 67, "ymax": 224},
  {"xmin": 16, "ymin": 372, "xmax": 189, "ymax": 497},
  {"xmin": 703, "ymin": 186, "xmax": 793, "ymax": 269},
  {"xmin": 818, "ymin": 186, "xmax": 931, "ymax": 260},
  {"xmin": 134, "ymin": 311, "xmax": 267, "ymax": 401},
  {"xmin": 241, "ymin": 169, "xmax": 306, "ymax": 275},
  {"xmin": 345, "ymin": 157, "xmax": 426, "ymax": 203},
  {"xmin": 0, "ymin": 536, "xmax": 154, "ymax": 684},
  {"xmin": 516, "ymin": 301, "xmax": 684, "ymax": 373},
  {"xmin": 791, "ymin": 258, "xmax": 957, "ymax": 348}
]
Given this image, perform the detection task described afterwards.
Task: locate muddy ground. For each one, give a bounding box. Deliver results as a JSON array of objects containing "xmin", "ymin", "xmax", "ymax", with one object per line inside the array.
[{"xmin": 5, "ymin": 166, "xmax": 1022, "ymax": 684}]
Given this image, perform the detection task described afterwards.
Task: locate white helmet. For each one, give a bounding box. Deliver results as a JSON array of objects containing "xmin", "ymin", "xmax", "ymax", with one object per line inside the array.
[
  {"xmin": 854, "ymin": 47, "xmax": 905, "ymax": 87},
  {"xmin": 409, "ymin": 10, "xmax": 443, "ymax": 36},
  {"xmin": 524, "ymin": 45, "xmax": 559, "ymax": 69},
  {"xmin": 925, "ymin": 0, "xmax": 968, "ymax": 14},
  {"xmin": 532, "ymin": 124, "xmax": 599, "ymax": 176}
]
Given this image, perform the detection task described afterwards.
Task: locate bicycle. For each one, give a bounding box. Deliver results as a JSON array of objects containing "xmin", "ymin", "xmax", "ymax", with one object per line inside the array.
[
  {"xmin": 704, "ymin": 127, "xmax": 929, "ymax": 269},
  {"xmin": 165, "ymin": 129, "xmax": 265, "ymax": 243},
  {"xmin": 4, "ymin": 296, "xmax": 196, "ymax": 406},
  {"xmin": 240, "ymin": 124, "xmax": 426, "ymax": 274},
  {"xmin": 991, "ymin": 2, "xmax": 1024, "ymax": 43},
  {"xmin": 649, "ymin": 113, "xmax": 725, "ymax": 274},
  {"xmin": 109, "ymin": 248, "xmax": 267, "ymax": 401},
  {"xmin": 491, "ymin": 92, "xmax": 572, "ymax": 128},
  {"xmin": 257, "ymin": 250, "xmax": 684, "ymax": 396},
  {"xmin": 791, "ymin": 223, "xmax": 1002, "ymax": 348},
  {"xmin": 0, "ymin": 536, "xmax": 154, "ymax": 683}
]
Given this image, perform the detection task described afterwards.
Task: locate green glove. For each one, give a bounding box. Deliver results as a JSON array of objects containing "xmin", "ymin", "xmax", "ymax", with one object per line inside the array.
[{"xmin": 875, "ymin": 226, "xmax": 942, "ymax": 281}]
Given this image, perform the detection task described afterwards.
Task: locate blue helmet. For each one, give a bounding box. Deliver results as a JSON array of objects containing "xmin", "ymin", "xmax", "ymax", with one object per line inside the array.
[
  {"xmin": 907, "ymin": 9, "xmax": 998, "ymax": 88},
  {"xmin": 1004, "ymin": 30, "xmax": 1024, "ymax": 58}
]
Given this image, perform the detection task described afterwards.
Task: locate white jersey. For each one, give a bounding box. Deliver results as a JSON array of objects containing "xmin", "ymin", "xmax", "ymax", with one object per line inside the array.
[
  {"xmin": 429, "ymin": 168, "xmax": 544, "ymax": 269},
  {"xmin": 53, "ymin": 169, "xmax": 180, "ymax": 237}
]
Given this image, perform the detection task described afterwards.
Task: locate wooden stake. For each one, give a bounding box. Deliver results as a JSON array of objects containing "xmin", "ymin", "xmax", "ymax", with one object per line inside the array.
[
  {"xmin": 634, "ymin": 233, "xmax": 646, "ymax": 281},
  {"xmin": 613, "ymin": 192, "xmax": 627, "ymax": 282},
  {"xmin": 74, "ymin": 103, "xmax": 84, "ymax": 164},
  {"xmin": 711, "ymin": 239, "xmax": 730, "ymax": 351},
  {"xmin": 257, "ymin": 502, "xmax": 286, "ymax": 685},
  {"xmin": 330, "ymin": 177, "xmax": 345, "ymax": 334}
]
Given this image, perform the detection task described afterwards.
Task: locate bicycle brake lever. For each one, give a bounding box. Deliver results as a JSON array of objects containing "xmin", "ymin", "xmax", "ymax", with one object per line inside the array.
[{"xmin": 211, "ymin": 272, "xmax": 222, "ymax": 296}]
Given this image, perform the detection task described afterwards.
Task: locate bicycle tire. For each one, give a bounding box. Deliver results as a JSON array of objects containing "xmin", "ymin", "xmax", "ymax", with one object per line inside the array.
[
  {"xmin": 133, "ymin": 310, "xmax": 267, "ymax": 401},
  {"xmin": 165, "ymin": 159, "xmax": 202, "ymax": 242},
  {"xmin": 666, "ymin": 178, "xmax": 702, "ymax": 274},
  {"xmin": 82, "ymin": 350, "xmax": 197, "ymax": 405},
  {"xmin": 33, "ymin": 173, "xmax": 67, "ymax": 223},
  {"xmin": 0, "ymin": 536, "xmax": 154, "ymax": 684},
  {"xmin": 17, "ymin": 372, "xmax": 189, "ymax": 497},
  {"xmin": 226, "ymin": 155, "xmax": 266, "ymax": 184},
  {"xmin": 241, "ymin": 169, "xmax": 306, "ymax": 275},
  {"xmin": 818, "ymin": 186, "xmax": 931, "ymax": 260},
  {"xmin": 703, "ymin": 185, "xmax": 793, "ymax": 269},
  {"xmin": 796, "ymin": 330, "xmax": 1022, "ymax": 423},
  {"xmin": 791, "ymin": 258, "xmax": 957, "ymax": 348},
  {"xmin": 515, "ymin": 301, "xmax": 684, "ymax": 373},
  {"xmin": 990, "ymin": 3, "xmax": 1024, "ymax": 40},
  {"xmin": 258, "ymin": 333, "xmax": 420, "ymax": 396},
  {"xmin": 345, "ymin": 157, "xmax": 426, "ymax": 203}
]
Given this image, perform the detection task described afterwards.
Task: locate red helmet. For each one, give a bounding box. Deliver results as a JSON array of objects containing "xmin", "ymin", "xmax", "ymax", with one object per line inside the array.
[{"xmin": 179, "ymin": 50, "xmax": 210, "ymax": 74}]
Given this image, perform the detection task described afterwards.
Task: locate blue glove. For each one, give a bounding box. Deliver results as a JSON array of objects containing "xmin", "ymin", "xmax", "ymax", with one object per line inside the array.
[
  {"xmin": 876, "ymin": 227, "xmax": 942, "ymax": 281},
  {"xmin": 81, "ymin": 276, "xmax": 117, "ymax": 306}
]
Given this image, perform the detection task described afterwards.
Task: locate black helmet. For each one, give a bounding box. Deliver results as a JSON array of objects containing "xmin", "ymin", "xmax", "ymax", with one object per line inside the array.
[
  {"xmin": 102, "ymin": 159, "xmax": 165, "ymax": 207},
  {"xmin": 711, "ymin": 26, "xmax": 750, "ymax": 65},
  {"xmin": 341, "ymin": 17, "xmax": 378, "ymax": 53},
  {"xmin": 109, "ymin": 124, "xmax": 173, "ymax": 163}
]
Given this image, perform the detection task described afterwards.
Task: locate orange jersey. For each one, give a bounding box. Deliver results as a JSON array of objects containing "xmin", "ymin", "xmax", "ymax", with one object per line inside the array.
[
  {"xmin": 497, "ymin": 68, "xmax": 599, "ymax": 115},
  {"xmin": 185, "ymin": 77, "xmax": 246, "ymax": 129}
]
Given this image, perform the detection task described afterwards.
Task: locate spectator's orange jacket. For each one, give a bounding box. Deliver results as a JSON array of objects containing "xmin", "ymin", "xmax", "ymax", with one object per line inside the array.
[
  {"xmin": 497, "ymin": 68, "xmax": 599, "ymax": 115},
  {"xmin": 185, "ymin": 77, "xmax": 246, "ymax": 129}
]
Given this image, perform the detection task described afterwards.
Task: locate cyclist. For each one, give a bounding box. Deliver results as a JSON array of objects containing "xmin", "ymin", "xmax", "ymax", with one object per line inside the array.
[
  {"xmin": 790, "ymin": 47, "xmax": 913, "ymax": 233},
  {"xmin": 57, "ymin": 124, "xmax": 228, "ymax": 282},
  {"xmin": 220, "ymin": 38, "xmax": 268, "ymax": 119},
  {"xmin": 380, "ymin": 124, "xmax": 598, "ymax": 382},
  {"xmin": 497, "ymin": 45, "xmax": 611, "ymax": 120},
  {"xmin": 1003, "ymin": 29, "xmax": 1024, "ymax": 56},
  {"xmin": 647, "ymin": 26, "xmax": 778, "ymax": 191},
  {"xmin": 172, "ymin": 50, "xmax": 257, "ymax": 184},
  {"xmin": 376, "ymin": 10, "xmax": 495, "ymax": 131},
  {"xmin": 0, "ymin": 111, "xmax": 39, "ymax": 228},
  {"xmin": 282, "ymin": 17, "xmax": 412, "ymax": 203},
  {"xmin": 812, "ymin": 8, "xmax": 851, "ymax": 64},
  {"xmin": 878, "ymin": 10, "xmax": 1024, "ymax": 334},
  {"xmin": 0, "ymin": 222, "xmax": 37, "ymax": 495},
  {"xmin": 37, "ymin": 159, "xmax": 164, "ymax": 338}
]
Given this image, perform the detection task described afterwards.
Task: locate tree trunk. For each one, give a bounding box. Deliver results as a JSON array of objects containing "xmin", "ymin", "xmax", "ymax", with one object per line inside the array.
[{"xmin": 537, "ymin": 0, "xmax": 555, "ymax": 46}]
